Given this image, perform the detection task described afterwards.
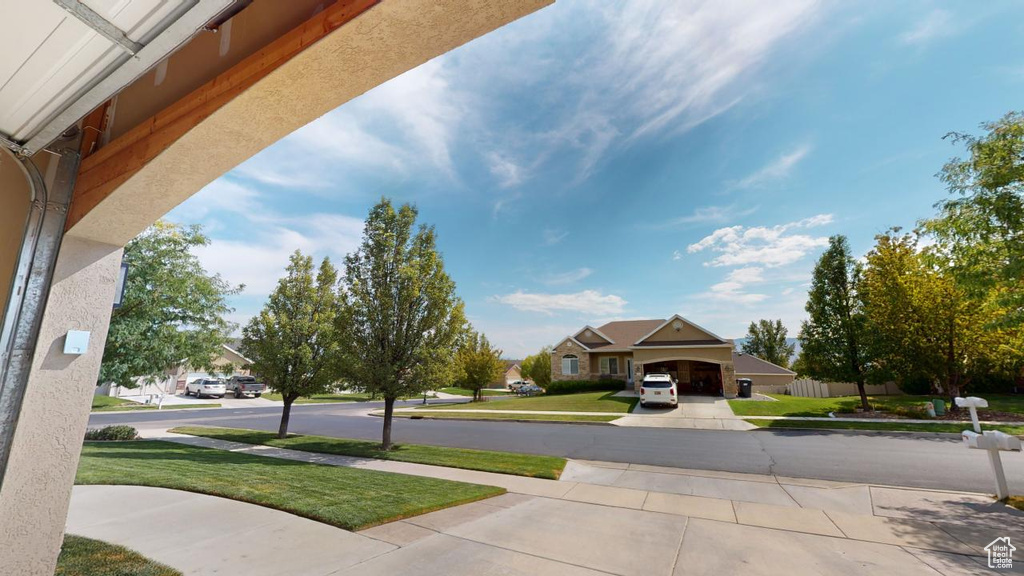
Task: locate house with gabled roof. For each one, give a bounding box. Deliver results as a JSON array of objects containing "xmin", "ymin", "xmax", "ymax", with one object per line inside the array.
[{"xmin": 551, "ymin": 315, "xmax": 795, "ymax": 398}]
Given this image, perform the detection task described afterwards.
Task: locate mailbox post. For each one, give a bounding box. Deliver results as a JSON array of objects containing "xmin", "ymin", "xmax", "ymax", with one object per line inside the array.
[{"xmin": 956, "ymin": 396, "xmax": 1021, "ymax": 500}]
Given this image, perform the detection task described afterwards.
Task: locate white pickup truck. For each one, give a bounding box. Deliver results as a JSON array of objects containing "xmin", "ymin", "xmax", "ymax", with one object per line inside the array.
[{"xmin": 226, "ymin": 375, "xmax": 266, "ymax": 398}]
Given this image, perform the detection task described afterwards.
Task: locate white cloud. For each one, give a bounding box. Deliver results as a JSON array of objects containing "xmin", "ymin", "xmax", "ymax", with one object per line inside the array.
[
  {"xmin": 901, "ymin": 9, "xmax": 954, "ymax": 45},
  {"xmin": 672, "ymin": 250, "xmax": 683, "ymax": 261},
  {"xmin": 732, "ymin": 144, "xmax": 811, "ymax": 189},
  {"xmin": 492, "ymin": 290, "xmax": 627, "ymax": 316},
  {"xmin": 487, "ymin": 152, "xmax": 525, "ymax": 188},
  {"xmin": 540, "ymin": 267, "xmax": 593, "ymax": 286},
  {"xmin": 687, "ymin": 214, "xmax": 832, "ymax": 268},
  {"xmin": 706, "ymin": 267, "xmax": 768, "ymax": 304},
  {"xmin": 542, "ymin": 228, "xmax": 569, "ymax": 246}
]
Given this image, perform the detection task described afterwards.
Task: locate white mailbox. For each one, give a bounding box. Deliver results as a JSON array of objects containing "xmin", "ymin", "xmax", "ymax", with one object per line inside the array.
[
  {"xmin": 962, "ymin": 431, "xmax": 996, "ymax": 450},
  {"xmin": 955, "ymin": 396, "xmax": 989, "ymax": 409},
  {"xmin": 985, "ymin": 430, "xmax": 1022, "ymax": 452}
]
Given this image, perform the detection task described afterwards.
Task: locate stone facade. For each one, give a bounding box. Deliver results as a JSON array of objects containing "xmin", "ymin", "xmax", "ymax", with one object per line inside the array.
[
  {"xmin": 551, "ymin": 339, "xmax": 590, "ymax": 380},
  {"xmin": 720, "ymin": 362, "xmax": 737, "ymax": 398}
]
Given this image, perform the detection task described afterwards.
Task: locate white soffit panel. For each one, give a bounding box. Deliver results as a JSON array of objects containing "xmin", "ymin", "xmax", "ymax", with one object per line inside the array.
[{"xmin": 0, "ymin": 0, "xmax": 233, "ymax": 154}]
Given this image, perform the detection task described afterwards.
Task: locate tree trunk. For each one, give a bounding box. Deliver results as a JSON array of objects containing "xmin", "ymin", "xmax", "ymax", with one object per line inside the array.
[
  {"xmin": 381, "ymin": 397, "xmax": 396, "ymax": 450},
  {"xmin": 278, "ymin": 395, "xmax": 295, "ymax": 438},
  {"xmin": 856, "ymin": 379, "xmax": 871, "ymax": 411}
]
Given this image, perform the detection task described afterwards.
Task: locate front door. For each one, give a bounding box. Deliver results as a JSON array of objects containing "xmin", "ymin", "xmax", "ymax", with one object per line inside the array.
[{"xmin": 626, "ymin": 359, "xmax": 634, "ymax": 383}]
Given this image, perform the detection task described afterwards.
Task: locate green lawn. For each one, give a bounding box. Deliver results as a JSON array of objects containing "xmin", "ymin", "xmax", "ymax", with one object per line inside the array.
[
  {"xmin": 91, "ymin": 396, "xmax": 221, "ymax": 412},
  {"xmin": 57, "ymin": 535, "xmax": 179, "ymax": 576},
  {"xmin": 422, "ymin": 391, "xmax": 637, "ymax": 413},
  {"xmin": 262, "ymin": 391, "xmax": 374, "ymax": 403},
  {"xmin": 730, "ymin": 394, "xmax": 1024, "ymax": 418},
  {"xmin": 77, "ymin": 440, "xmax": 503, "ymax": 531},
  {"xmin": 170, "ymin": 426, "xmax": 566, "ymax": 479},
  {"xmin": 398, "ymin": 412, "xmax": 620, "ymax": 423},
  {"xmin": 439, "ymin": 387, "xmax": 510, "ymax": 396},
  {"xmin": 746, "ymin": 418, "xmax": 1024, "ymax": 435},
  {"xmin": 1008, "ymin": 496, "xmax": 1024, "ymax": 512}
]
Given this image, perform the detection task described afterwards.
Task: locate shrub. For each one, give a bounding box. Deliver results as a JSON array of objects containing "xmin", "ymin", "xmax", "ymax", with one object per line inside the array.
[
  {"xmin": 544, "ymin": 379, "xmax": 625, "ymax": 396},
  {"xmin": 84, "ymin": 425, "xmax": 138, "ymax": 441}
]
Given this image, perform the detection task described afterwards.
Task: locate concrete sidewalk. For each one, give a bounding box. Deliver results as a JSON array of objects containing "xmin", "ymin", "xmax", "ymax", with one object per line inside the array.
[{"xmin": 78, "ymin": 429, "xmax": 1023, "ymax": 574}]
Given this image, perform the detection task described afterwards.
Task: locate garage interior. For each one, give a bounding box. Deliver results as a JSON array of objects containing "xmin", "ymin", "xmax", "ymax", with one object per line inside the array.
[{"xmin": 641, "ymin": 360, "xmax": 723, "ymax": 395}]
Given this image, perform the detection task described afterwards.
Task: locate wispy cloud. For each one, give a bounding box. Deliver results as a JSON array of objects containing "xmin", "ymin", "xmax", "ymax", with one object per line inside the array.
[
  {"xmin": 541, "ymin": 228, "xmax": 569, "ymax": 246},
  {"xmin": 687, "ymin": 213, "xmax": 833, "ymax": 268},
  {"xmin": 655, "ymin": 204, "xmax": 758, "ymax": 228},
  {"xmin": 901, "ymin": 9, "xmax": 955, "ymax": 45},
  {"xmin": 492, "ymin": 290, "xmax": 627, "ymax": 316},
  {"xmin": 705, "ymin": 266, "xmax": 768, "ymax": 304},
  {"xmin": 732, "ymin": 144, "xmax": 812, "ymax": 189},
  {"xmin": 539, "ymin": 267, "xmax": 593, "ymax": 286}
]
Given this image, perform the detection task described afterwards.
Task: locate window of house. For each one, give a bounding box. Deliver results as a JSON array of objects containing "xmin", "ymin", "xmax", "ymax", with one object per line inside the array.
[
  {"xmin": 599, "ymin": 357, "xmax": 619, "ymax": 375},
  {"xmin": 562, "ymin": 355, "xmax": 579, "ymax": 375}
]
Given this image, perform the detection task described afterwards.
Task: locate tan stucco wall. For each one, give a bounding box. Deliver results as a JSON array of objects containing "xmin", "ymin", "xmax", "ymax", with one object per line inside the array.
[
  {"xmin": 742, "ymin": 373, "xmax": 795, "ymax": 388},
  {"xmin": 0, "ymin": 149, "xmax": 32, "ymax": 314},
  {"xmin": 631, "ymin": 346, "xmax": 733, "ymax": 366},
  {"xmin": 0, "ymin": 235, "xmax": 122, "ymax": 575},
  {"xmin": 69, "ymin": 0, "xmax": 554, "ymax": 245}
]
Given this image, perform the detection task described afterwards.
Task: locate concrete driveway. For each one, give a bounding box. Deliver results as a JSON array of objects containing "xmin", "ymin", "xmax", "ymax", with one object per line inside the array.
[{"xmin": 614, "ymin": 394, "xmax": 758, "ymax": 430}]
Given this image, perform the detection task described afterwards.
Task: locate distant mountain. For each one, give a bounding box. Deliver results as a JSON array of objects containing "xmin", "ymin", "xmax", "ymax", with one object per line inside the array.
[{"xmin": 730, "ymin": 337, "xmax": 801, "ymax": 363}]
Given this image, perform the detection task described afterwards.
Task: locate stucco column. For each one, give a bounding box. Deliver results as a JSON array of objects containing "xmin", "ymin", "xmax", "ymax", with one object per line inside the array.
[
  {"xmin": 721, "ymin": 362, "xmax": 737, "ymax": 398},
  {"xmin": 0, "ymin": 234, "xmax": 122, "ymax": 575}
]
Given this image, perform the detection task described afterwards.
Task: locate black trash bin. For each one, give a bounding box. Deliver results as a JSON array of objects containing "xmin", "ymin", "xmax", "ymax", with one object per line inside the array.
[{"xmin": 737, "ymin": 378, "xmax": 752, "ymax": 398}]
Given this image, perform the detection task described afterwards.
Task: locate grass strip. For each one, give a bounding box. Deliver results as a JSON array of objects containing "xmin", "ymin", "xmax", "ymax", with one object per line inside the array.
[
  {"xmin": 421, "ymin": 391, "xmax": 636, "ymax": 414},
  {"xmin": 171, "ymin": 426, "xmax": 566, "ymax": 480},
  {"xmin": 77, "ymin": 440, "xmax": 504, "ymax": 531},
  {"xmin": 56, "ymin": 535, "xmax": 180, "ymax": 576}
]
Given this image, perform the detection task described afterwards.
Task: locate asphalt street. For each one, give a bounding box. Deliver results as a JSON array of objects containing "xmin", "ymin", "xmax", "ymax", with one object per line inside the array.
[{"xmin": 89, "ymin": 400, "xmax": 1024, "ymax": 494}]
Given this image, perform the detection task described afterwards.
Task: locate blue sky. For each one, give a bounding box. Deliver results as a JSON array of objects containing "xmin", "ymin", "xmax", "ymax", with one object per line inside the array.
[{"xmin": 168, "ymin": 0, "xmax": 1024, "ymax": 359}]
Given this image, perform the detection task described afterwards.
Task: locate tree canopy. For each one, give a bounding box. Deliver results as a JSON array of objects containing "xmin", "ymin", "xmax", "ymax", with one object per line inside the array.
[
  {"xmin": 521, "ymin": 346, "xmax": 552, "ymax": 387},
  {"xmin": 741, "ymin": 319, "xmax": 794, "ymax": 368},
  {"xmin": 242, "ymin": 251, "xmax": 344, "ymax": 437},
  {"xmin": 99, "ymin": 221, "xmax": 239, "ymax": 388},
  {"xmin": 921, "ymin": 112, "xmax": 1024, "ymax": 329},
  {"xmin": 337, "ymin": 199, "xmax": 466, "ymax": 449}
]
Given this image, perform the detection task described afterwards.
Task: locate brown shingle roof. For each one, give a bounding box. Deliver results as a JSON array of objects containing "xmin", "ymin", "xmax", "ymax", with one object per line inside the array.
[
  {"xmin": 732, "ymin": 352, "xmax": 795, "ymax": 375},
  {"xmin": 634, "ymin": 339, "xmax": 728, "ymax": 347},
  {"xmin": 592, "ymin": 319, "xmax": 665, "ymax": 347}
]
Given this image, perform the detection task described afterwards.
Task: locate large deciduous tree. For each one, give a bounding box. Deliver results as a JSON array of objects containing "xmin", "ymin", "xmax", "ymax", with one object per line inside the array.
[
  {"xmin": 921, "ymin": 112, "xmax": 1024, "ymax": 329},
  {"xmin": 797, "ymin": 235, "xmax": 872, "ymax": 410},
  {"xmin": 338, "ymin": 199, "xmax": 466, "ymax": 450},
  {"xmin": 861, "ymin": 230, "xmax": 1013, "ymax": 405},
  {"xmin": 242, "ymin": 251, "xmax": 344, "ymax": 438},
  {"xmin": 741, "ymin": 319, "xmax": 795, "ymax": 368},
  {"xmin": 456, "ymin": 331, "xmax": 504, "ymax": 401},
  {"xmin": 100, "ymin": 221, "xmax": 239, "ymax": 388},
  {"xmin": 521, "ymin": 346, "xmax": 552, "ymax": 387}
]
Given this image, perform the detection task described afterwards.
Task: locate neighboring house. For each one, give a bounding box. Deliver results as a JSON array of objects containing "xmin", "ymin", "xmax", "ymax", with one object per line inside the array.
[
  {"xmin": 497, "ymin": 361, "xmax": 523, "ymax": 386},
  {"xmin": 97, "ymin": 343, "xmax": 252, "ymax": 398},
  {"xmin": 550, "ymin": 315, "xmax": 795, "ymax": 398},
  {"xmin": 732, "ymin": 352, "xmax": 797, "ymax": 392}
]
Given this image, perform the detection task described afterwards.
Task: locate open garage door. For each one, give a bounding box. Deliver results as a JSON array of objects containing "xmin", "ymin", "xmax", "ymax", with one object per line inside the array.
[{"xmin": 642, "ymin": 359, "xmax": 723, "ymax": 396}]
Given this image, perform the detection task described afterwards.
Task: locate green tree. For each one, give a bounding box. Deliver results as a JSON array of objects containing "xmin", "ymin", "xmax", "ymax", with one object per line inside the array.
[
  {"xmin": 920, "ymin": 112, "xmax": 1024, "ymax": 328},
  {"xmin": 242, "ymin": 251, "xmax": 344, "ymax": 438},
  {"xmin": 338, "ymin": 199, "xmax": 466, "ymax": 450},
  {"xmin": 99, "ymin": 221, "xmax": 240, "ymax": 388},
  {"xmin": 798, "ymin": 235, "xmax": 872, "ymax": 410},
  {"xmin": 521, "ymin": 346, "xmax": 552, "ymax": 387},
  {"xmin": 456, "ymin": 331, "xmax": 504, "ymax": 401},
  {"xmin": 861, "ymin": 230, "xmax": 1014, "ymax": 406},
  {"xmin": 741, "ymin": 319, "xmax": 795, "ymax": 368}
]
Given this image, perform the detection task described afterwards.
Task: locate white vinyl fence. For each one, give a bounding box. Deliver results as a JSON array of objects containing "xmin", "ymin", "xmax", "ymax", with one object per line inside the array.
[{"xmin": 788, "ymin": 379, "xmax": 901, "ymax": 398}]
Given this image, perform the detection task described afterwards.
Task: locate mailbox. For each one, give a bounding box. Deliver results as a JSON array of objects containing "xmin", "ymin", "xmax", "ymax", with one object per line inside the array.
[
  {"xmin": 962, "ymin": 431, "xmax": 996, "ymax": 450},
  {"xmin": 984, "ymin": 430, "xmax": 1022, "ymax": 452},
  {"xmin": 955, "ymin": 396, "xmax": 989, "ymax": 409}
]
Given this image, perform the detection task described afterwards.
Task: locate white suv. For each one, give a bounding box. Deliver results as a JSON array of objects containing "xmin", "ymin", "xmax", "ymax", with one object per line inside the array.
[
  {"xmin": 639, "ymin": 373, "xmax": 677, "ymax": 408},
  {"xmin": 186, "ymin": 378, "xmax": 226, "ymax": 399}
]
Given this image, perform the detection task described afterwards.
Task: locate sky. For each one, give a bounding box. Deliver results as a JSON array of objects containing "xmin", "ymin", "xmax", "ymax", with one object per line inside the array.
[{"xmin": 167, "ymin": 0, "xmax": 1024, "ymax": 359}]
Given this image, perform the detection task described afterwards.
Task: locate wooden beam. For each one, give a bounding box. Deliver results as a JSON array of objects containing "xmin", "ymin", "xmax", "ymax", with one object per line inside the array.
[{"xmin": 67, "ymin": 0, "xmax": 379, "ymax": 230}]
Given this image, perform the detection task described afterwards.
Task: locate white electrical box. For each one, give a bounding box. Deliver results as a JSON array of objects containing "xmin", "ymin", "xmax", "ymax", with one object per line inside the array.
[{"xmin": 63, "ymin": 330, "xmax": 90, "ymax": 355}]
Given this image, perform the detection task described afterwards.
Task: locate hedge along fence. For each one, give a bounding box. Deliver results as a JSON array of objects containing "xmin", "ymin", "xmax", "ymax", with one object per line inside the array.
[{"xmin": 544, "ymin": 379, "xmax": 626, "ymax": 396}]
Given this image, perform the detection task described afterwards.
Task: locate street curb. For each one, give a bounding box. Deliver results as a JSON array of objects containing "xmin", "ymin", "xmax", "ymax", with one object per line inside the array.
[{"xmin": 378, "ymin": 413, "xmax": 617, "ymax": 426}]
